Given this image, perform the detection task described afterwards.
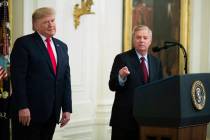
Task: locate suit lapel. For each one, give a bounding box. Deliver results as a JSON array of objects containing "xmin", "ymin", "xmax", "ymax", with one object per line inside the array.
[
  {"xmin": 52, "ymin": 38, "xmax": 62, "ymax": 78},
  {"xmin": 33, "ymin": 32, "xmax": 56, "ymax": 76},
  {"xmin": 129, "ymin": 49, "xmax": 143, "ymax": 84},
  {"xmin": 148, "ymin": 54, "xmax": 154, "ymax": 82}
]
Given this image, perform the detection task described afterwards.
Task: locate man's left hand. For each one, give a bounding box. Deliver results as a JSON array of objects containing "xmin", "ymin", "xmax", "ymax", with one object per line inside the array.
[{"xmin": 59, "ymin": 112, "xmax": 71, "ymax": 128}]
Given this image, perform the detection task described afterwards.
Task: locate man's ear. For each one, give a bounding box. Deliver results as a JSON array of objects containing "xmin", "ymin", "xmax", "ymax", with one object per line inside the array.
[{"xmin": 33, "ymin": 22, "xmax": 39, "ymax": 31}]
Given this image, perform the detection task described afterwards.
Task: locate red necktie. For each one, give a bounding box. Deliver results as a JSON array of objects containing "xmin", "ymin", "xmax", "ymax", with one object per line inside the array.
[
  {"xmin": 140, "ymin": 57, "xmax": 148, "ymax": 83},
  {"xmin": 45, "ymin": 38, "xmax": 56, "ymax": 74}
]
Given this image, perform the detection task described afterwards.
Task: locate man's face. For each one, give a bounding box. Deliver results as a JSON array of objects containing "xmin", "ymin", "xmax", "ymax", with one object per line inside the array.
[
  {"xmin": 34, "ymin": 15, "xmax": 56, "ymax": 38},
  {"xmin": 133, "ymin": 29, "xmax": 152, "ymax": 55}
]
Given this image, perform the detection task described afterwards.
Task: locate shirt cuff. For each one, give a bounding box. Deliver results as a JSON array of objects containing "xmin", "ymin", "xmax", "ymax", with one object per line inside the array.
[{"xmin": 118, "ymin": 74, "xmax": 127, "ymax": 86}]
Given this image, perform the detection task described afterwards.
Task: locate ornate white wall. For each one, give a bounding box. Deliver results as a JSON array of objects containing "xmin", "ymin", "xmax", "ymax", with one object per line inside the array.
[
  {"xmin": 189, "ymin": 0, "xmax": 210, "ymax": 73},
  {"xmin": 189, "ymin": 0, "xmax": 210, "ymax": 139}
]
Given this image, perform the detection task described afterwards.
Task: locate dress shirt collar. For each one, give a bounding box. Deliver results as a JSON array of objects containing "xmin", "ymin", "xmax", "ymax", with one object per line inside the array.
[
  {"xmin": 135, "ymin": 50, "xmax": 148, "ymax": 63},
  {"xmin": 37, "ymin": 32, "xmax": 52, "ymax": 43}
]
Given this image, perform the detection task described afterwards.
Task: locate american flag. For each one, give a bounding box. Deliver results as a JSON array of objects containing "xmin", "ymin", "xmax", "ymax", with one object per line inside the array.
[{"xmin": 0, "ymin": 0, "xmax": 10, "ymax": 120}]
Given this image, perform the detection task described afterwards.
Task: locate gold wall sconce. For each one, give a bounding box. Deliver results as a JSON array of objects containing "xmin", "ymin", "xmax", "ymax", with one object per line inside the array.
[{"xmin": 73, "ymin": 0, "xmax": 95, "ymax": 29}]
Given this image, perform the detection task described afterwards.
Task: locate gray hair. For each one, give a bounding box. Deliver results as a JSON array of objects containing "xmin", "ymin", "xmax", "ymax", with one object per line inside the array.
[{"xmin": 132, "ymin": 25, "xmax": 152, "ymax": 39}]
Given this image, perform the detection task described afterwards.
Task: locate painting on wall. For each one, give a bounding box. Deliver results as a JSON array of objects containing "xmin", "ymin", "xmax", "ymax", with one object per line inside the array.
[{"xmin": 123, "ymin": 0, "xmax": 190, "ymax": 77}]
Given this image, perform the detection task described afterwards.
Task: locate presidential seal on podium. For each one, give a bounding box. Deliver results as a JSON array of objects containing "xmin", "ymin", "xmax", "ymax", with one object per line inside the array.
[{"xmin": 191, "ymin": 80, "xmax": 206, "ymax": 110}]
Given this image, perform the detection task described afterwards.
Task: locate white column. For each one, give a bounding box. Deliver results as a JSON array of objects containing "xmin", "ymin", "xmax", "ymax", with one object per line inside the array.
[{"xmin": 189, "ymin": 0, "xmax": 202, "ymax": 73}]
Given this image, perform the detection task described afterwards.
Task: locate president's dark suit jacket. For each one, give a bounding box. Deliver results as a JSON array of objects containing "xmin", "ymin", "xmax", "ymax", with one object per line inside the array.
[
  {"xmin": 10, "ymin": 32, "xmax": 72, "ymax": 123},
  {"xmin": 109, "ymin": 48, "xmax": 163, "ymax": 129}
]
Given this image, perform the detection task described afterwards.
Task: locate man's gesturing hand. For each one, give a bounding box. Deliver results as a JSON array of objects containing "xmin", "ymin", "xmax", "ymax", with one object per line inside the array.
[{"xmin": 119, "ymin": 66, "xmax": 130, "ymax": 79}]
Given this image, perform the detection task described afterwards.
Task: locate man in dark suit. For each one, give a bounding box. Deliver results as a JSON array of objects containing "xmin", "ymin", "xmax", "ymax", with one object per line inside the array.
[
  {"xmin": 10, "ymin": 7, "xmax": 72, "ymax": 140},
  {"xmin": 109, "ymin": 25, "xmax": 163, "ymax": 140}
]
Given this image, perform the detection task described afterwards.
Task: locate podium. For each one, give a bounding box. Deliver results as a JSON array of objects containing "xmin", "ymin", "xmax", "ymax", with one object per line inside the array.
[{"xmin": 133, "ymin": 73, "xmax": 210, "ymax": 140}]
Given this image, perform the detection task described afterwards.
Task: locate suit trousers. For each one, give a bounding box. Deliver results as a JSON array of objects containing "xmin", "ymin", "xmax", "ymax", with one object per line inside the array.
[
  {"xmin": 0, "ymin": 119, "xmax": 10, "ymax": 140},
  {"xmin": 12, "ymin": 116, "xmax": 56, "ymax": 140},
  {"xmin": 111, "ymin": 126, "xmax": 139, "ymax": 140}
]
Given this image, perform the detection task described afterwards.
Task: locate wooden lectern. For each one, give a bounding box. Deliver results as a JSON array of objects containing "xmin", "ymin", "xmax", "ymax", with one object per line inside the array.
[{"xmin": 133, "ymin": 73, "xmax": 210, "ymax": 140}]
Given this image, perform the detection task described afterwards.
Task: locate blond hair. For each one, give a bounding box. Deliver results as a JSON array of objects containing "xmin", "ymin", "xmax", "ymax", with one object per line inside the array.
[{"xmin": 32, "ymin": 7, "xmax": 55, "ymax": 31}]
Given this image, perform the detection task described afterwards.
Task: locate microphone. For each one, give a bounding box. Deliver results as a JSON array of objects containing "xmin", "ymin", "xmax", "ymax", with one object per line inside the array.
[
  {"xmin": 152, "ymin": 44, "xmax": 171, "ymax": 52},
  {"xmin": 152, "ymin": 41, "xmax": 188, "ymax": 74},
  {"xmin": 152, "ymin": 46, "xmax": 162, "ymax": 52},
  {"xmin": 152, "ymin": 41, "xmax": 179, "ymax": 52}
]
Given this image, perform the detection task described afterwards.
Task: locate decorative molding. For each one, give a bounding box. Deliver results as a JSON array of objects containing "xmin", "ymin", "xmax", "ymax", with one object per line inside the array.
[
  {"xmin": 95, "ymin": 103, "xmax": 112, "ymax": 140},
  {"xmin": 73, "ymin": 0, "xmax": 94, "ymax": 29},
  {"xmin": 54, "ymin": 119, "xmax": 94, "ymax": 140},
  {"xmin": 95, "ymin": 103, "xmax": 112, "ymax": 125}
]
